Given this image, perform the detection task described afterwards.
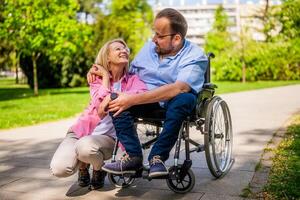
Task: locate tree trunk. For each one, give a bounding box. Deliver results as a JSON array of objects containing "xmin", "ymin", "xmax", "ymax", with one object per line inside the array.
[
  {"xmin": 32, "ymin": 52, "xmax": 40, "ymax": 96},
  {"xmin": 15, "ymin": 62, "xmax": 19, "ymax": 84},
  {"xmin": 17, "ymin": 53, "xmax": 21, "ymax": 83},
  {"xmin": 12, "ymin": 50, "xmax": 19, "ymax": 84},
  {"xmin": 242, "ymin": 62, "xmax": 246, "ymax": 83}
]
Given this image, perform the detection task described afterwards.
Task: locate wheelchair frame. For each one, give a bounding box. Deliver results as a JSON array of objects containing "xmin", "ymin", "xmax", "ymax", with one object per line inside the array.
[{"xmin": 108, "ymin": 53, "xmax": 234, "ymax": 194}]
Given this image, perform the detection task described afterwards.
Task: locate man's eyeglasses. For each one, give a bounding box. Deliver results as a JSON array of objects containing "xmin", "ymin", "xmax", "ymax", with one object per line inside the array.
[{"xmin": 153, "ymin": 33, "xmax": 176, "ymax": 39}]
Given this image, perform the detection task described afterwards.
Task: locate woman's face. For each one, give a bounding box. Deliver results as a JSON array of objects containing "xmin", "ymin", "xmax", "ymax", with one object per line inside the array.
[{"xmin": 108, "ymin": 42, "xmax": 129, "ymax": 67}]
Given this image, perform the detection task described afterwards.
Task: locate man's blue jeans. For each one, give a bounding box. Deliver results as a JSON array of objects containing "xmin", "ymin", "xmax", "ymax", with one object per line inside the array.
[{"xmin": 111, "ymin": 93, "xmax": 197, "ymax": 161}]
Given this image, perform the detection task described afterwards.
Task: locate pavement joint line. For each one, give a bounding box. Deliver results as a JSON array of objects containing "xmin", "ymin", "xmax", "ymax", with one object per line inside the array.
[
  {"xmin": 0, "ymin": 177, "xmax": 23, "ymax": 188},
  {"xmin": 238, "ymin": 169, "xmax": 255, "ymax": 172},
  {"xmin": 197, "ymin": 192, "xmax": 205, "ymax": 200}
]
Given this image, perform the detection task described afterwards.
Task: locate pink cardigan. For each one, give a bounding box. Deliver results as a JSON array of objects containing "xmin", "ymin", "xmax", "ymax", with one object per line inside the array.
[{"xmin": 71, "ymin": 73, "xmax": 148, "ymax": 138}]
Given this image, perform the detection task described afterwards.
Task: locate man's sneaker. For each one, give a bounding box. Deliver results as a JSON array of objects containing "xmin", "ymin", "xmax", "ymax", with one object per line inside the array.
[
  {"xmin": 78, "ymin": 165, "xmax": 90, "ymax": 187},
  {"xmin": 149, "ymin": 156, "xmax": 169, "ymax": 178},
  {"xmin": 102, "ymin": 154, "xmax": 143, "ymax": 174},
  {"xmin": 89, "ymin": 170, "xmax": 106, "ymax": 190}
]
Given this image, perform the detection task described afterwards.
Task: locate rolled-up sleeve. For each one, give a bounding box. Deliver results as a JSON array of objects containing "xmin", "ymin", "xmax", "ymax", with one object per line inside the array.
[
  {"xmin": 89, "ymin": 79, "xmax": 111, "ymax": 104},
  {"xmin": 176, "ymin": 59, "xmax": 208, "ymax": 93}
]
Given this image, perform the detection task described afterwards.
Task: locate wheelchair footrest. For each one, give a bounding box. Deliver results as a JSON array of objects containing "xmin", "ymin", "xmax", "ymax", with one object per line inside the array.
[{"xmin": 142, "ymin": 172, "xmax": 169, "ymax": 180}]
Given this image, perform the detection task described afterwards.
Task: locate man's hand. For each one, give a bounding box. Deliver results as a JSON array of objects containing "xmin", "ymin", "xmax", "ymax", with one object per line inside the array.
[
  {"xmin": 108, "ymin": 92, "xmax": 133, "ymax": 117},
  {"xmin": 87, "ymin": 64, "xmax": 109, "ymax": 83},
  {"xmin": 98, "ymin": 95, "xmax": 111, "ymax": 119}
]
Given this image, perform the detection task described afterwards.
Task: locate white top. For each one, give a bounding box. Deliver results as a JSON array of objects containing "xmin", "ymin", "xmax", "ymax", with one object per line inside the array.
[{"xmin": 91, "ymin": 81, "xmax": 122, "ymax": 138}]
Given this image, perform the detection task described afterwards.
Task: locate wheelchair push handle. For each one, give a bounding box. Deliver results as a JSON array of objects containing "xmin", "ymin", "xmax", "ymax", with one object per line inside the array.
[
  {"xmin": 205, "ymin": 52, "xmax": 215, "ymax": 84},
  {"xmin": 207, "ymin": 52, "xmax": 215, "ymax": 59}
]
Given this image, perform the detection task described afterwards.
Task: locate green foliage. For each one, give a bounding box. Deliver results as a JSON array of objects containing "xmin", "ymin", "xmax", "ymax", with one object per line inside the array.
[
  {"xmin": 212, "ymin": 5, "xmax": 230, "ymax": 32},
  {"xmin": 78, "ymin": 0, "xmax": 103, "ymax": 17},
  {"xmin": 244, "ymin": 39, "xmax": 300, "ymax": 81},
  {"xmin": 277, "ymin": 0, "xmax": 300, "ymax": 40},
  {"xmin": 94, "ymin": 0, "xmax": 153, "ymax": 59},
  {"xmin": 0, "ymin": 0, "xmax": 93, "ymax": 89},
  {"xmin": 0, "ymin": 0, "xmax": 153, "ymax": 88},
  {"xmin": 206, "ymin": 2, "xmax": 300, "ymax": 81},
  {"xmin": 205, "ymin": 5, "xmax": 234, "ymax": 55},
  {"xmin": 264, "ymin": 115, "xmax": 300, "ymax": 199}
]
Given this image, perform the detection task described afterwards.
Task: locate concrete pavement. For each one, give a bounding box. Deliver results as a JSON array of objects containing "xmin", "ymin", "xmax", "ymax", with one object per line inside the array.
[{"xmin": 0, "ymin": 84, "xmax": 299, "ymax": 200}]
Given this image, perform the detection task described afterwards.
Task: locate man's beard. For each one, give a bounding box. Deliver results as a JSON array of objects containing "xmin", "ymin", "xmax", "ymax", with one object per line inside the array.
[{"xmin": 155, "ymin": 44, "xmax": 174, "ymax": 56}]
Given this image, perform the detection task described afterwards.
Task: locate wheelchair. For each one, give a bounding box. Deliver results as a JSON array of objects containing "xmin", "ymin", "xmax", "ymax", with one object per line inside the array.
[{"xmin": 107, "ymin": 53, "xmax": 234, "ymax": 194}]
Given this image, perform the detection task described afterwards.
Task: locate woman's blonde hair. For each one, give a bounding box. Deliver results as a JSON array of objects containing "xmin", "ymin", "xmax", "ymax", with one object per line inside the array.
[{"xmin": 94, "ymin": 38, "xmax": 129, "ymax": 72}]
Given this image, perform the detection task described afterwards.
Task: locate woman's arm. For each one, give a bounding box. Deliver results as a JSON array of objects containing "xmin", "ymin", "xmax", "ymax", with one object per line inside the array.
[{"xmin": 87, "ymin": 64, "xmax": 110, "ymax": 89}]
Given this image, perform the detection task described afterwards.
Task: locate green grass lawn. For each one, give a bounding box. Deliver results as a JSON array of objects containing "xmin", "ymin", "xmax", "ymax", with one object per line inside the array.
[
  {"xmin": 214, "ymin": 80, "xmax": 300, "ymax": 94},
  {"xmin": 0, "ymin": 78, "xmax": 299, "ymax": 130},
  {"xmin": 263, "ymin": 114, "xmax": 300, "ymax": 200},
  {"xmin": 0, "ymin": 78, "xmax": 89, "ymax": 129}
]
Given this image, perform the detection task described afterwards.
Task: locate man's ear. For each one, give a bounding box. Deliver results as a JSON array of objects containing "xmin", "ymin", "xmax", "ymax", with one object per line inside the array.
[{"xmin": 173, "ymin": 34, "xmax": 182, "ymax": 46}]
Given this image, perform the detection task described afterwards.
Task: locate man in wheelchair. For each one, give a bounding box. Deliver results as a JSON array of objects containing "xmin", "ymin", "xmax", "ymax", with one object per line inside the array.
[{"xmin": 99, "ymin": 8, "xmax": 208, "ymax": 178}]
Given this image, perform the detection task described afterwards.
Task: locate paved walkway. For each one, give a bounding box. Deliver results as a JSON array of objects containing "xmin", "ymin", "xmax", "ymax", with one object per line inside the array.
[{"xmin": 0, "ymin": 84, "xmax": 299, "ymax": 200}]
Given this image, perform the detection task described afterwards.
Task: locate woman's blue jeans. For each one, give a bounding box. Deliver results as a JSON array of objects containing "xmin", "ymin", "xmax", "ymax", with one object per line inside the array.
[{"xmin": 110, "ymin": 92, "xmax": 197, "ymax": 162}]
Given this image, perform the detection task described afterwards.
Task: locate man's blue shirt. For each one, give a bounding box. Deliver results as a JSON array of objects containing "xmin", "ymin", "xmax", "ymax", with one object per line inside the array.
[{"xmin": 130, "ymin": 40, "xmax": 208, "ymax": 94}]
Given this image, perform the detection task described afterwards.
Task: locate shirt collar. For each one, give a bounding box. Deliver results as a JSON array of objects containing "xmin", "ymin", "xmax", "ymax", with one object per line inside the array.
[
  {"xmin": 108, "ymin": 69, "xmax": 128, "ymax": 83},
  {"xmin": 167, "ymin": 39, "xmax": 187, "ymax": 60}
]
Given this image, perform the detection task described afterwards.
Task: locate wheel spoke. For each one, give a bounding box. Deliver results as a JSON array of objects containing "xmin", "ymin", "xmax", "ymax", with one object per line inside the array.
[
  {"xmin": 181, "ymin": 182, "xmax": 185, "ymax": 188},
  {"xmin": 204, "ymin": 97, "xmax": 233, "ymax": 177}
]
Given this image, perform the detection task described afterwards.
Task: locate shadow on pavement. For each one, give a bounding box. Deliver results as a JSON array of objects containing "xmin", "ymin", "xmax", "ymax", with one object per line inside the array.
[{"xmin": 0, "ymin": 126, "xmax": 277, "ymax": 199}]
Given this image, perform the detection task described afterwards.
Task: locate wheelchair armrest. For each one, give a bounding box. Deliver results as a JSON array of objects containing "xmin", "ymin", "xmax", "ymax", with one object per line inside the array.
[{"xmin": 203, "ymin": 83, "xmax": 217, "ymax": 90}]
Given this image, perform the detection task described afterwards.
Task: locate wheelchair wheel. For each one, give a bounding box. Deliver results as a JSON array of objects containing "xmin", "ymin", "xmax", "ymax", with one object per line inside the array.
[
  {"xmin": 166, "ymin": 165, "xmax": 195, "ymax": 194},
  {"xmin": 108, "ymin": 173, "xmax": 135, "ymax": 188},
  {"xmin": 204, "ymin": 96, "xmax": 233, "ymax": 178}
]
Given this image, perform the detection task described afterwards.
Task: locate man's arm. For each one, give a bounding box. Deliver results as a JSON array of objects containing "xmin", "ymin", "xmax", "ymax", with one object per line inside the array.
[
  {"xmin": 132, "ymin": 81, "xmax": 190, "ymax": 104},
  {"xmin": 108, "ymin": 81, "xmax": 190, "ymax": 116}
]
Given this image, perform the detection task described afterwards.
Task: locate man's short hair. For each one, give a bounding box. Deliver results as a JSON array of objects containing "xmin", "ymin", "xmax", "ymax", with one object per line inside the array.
[{"xmin": 156, "ymin": 8, "xmax": 188, "ymax": 38}]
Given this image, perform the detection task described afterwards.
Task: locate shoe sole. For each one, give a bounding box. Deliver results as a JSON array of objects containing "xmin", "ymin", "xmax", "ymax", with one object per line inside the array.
[
  {"xmin": 78, "ymin": 183, "xmax": 89, "ymax": 187},
  {"xmin": 148, "ymin": 171, "xmax": 169, "ymax": 178},
  {"xmin": 89, "ymin": 184, "xmax": 104, "ymax": 190},
  {"xmin": 102, "ymin": 167, "xmax": 136, "ymax": 175}
]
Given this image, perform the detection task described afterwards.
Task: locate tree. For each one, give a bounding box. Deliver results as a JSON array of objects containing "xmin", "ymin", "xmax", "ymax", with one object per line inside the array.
[
  {"xmin": 78, "ymin": 0, "xmax": 103, "ymax": 23},
  {"xmin": 277, "ymin": 0, "xmax": 300, "ymax": 40},
  {"xmin": 1, "ymin": 0, "xmax": 92, "ymax": 94},
  {"xmin": 93, "ymin": 0, "xmax": 153, "ymax": 59},
  {"xmin": 204, "ymin": 5, "xmax": 237, "ymax": 81},
  {"xmin": 204, "ymin": 5, "xmax": 234, "ymax": 55}
]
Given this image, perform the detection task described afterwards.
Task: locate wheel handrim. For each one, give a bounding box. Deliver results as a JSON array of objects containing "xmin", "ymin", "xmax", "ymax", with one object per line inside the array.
[{"xmin": 210, "ymin": 100, "xmax": 232, "ymax": 173}]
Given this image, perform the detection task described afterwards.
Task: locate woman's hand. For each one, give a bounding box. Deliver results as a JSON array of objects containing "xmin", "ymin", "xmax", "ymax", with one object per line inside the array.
[
  {"xmin": 98, "ymin": 95, "xmax": 111, "ymax": 119},
  {"xmin": 87, "ymin": 64, "xmax": 109, "ymax": 83}
]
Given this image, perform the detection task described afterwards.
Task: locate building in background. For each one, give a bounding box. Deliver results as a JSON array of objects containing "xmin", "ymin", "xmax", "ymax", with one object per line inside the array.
[{"xmin": 149, "ymin": 0, "xmax": 281, "ymax": 46}]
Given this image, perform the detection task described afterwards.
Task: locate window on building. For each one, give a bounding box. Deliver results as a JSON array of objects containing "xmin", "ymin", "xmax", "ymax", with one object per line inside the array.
[
  {"xmin": 158, "ymin": 0, "xmax": 170, "ymax": 6},
  {"xmin": 207, "ymin": 0, "xmax": 224, "ymax": 4},
  {"xmin": 185, "ymin": 0, "xmax": 200, "ymax": 5},
  {"xmin": 240, "ymin": 0, "xmax": 260, "ymax": 4},
  {"xmin": 227, "ymin": 0, "xmax": 236, "ymax": 4},
  {"xmin": 172, "ymin": 0, "xmax": 182, "ymax": 6}
]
